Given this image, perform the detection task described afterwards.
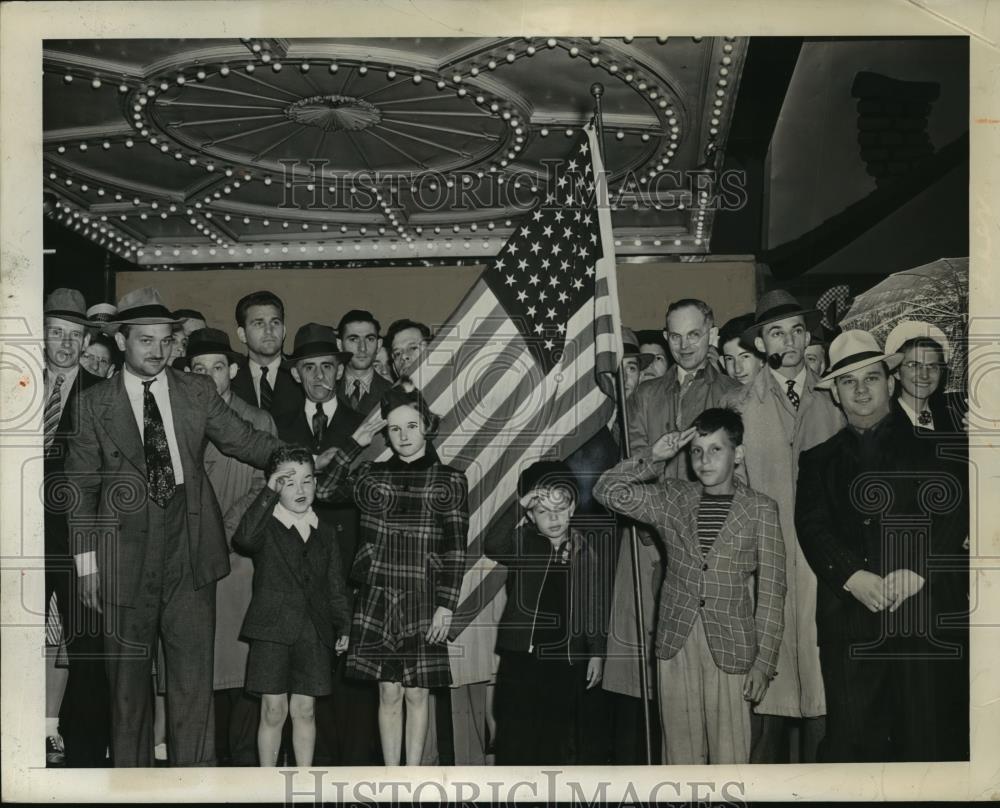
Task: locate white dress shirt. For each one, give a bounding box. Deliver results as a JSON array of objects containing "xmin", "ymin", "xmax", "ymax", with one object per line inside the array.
[
  {"xmin": 249, "ymin": 356, "xmax": 283, "ymax": 405},
  {"xmin": 304, "ymin": 396, "xmax": 337, "ymax": 434},
  {"xmin": 122, "ymin": 367, "xmax": 185, "ymax": 485},
  {"xmin": 771, "ymin": 367, "xmax": 806, "ymax": 402}
]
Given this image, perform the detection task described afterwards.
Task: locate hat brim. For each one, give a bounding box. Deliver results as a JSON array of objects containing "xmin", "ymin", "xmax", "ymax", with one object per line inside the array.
[
  {"xmin": 623, "ymin": 350, "xmax": 655, "ymax": 371},
  {"xmin": 814, "ymin": 352, "xmax": 903, "ymax": 390},
  {"xmin": 741, "ymin": 308, "xmax": 822, "ymax": 349},
  {"xmin": 185, "ymin": 349, "xmax": 243, "ymax": 366},
  {"xmin": 288, "ymin": 343, "xmax": 353, "ymax": 364},
  {"xmin": 44, "ymin": 309, "xmax": 91, "ymax": 326}
]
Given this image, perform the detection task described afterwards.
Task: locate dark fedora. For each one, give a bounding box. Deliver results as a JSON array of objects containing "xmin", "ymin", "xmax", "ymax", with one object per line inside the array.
[
  {"xmin": 112, "ymin": 287, "xmax": 183, "ymax": 326},
  {"xmin": 287, "ymin": 322, "xmax": 352, "ymax": 364},
  {"xmin": 622, "ymin": 327, "xmax": 655, "ymax": 370},
  {"xmin": 44, "ymin": 288, "xmax": 90, "ymax": 325},
  {"xmin": 184, "ymin": 327, "xmax": 242, "ymax": 365},
  {"xmin": 741, "ymin": 290, "xmax": 821, "ymax": 347}
]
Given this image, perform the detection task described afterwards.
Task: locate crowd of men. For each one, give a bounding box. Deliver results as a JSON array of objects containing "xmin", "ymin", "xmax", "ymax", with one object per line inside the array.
[{"xmin": 40, "ymin": 280, "xmax": 969, "ymax": 767}]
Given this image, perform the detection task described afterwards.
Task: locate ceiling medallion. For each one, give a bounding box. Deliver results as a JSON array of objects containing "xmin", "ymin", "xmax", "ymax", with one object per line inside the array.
[{"xmin": 285, "ymin": 94, "xmax": 382, "ymax": 132}]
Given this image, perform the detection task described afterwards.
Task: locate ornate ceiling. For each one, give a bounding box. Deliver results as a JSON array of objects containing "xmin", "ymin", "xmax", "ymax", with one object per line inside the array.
[{"xmin": 42, "ymin": 36, "xmax": 747, "ymax": 267}]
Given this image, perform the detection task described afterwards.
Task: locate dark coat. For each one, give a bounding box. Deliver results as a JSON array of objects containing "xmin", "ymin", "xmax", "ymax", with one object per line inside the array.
[
  {"xmin": 795, "ymin": 409, "xmax": 969, "ymax": 647},
  {"xmin": 233, "ymin": 487, "xmax": 351, "ymax": 648},
  {"xmin": 486, "ymin": 524, "xmax": 610, "ymax": 663},
  {"xmin": 65, "ymin": 368, "xmax": 283, "ymax": 606},
  {"xmin": 337, "ymin": 371, "xmax": 393, "ymax": 417},
  {"xmin": 231, "ymin": 356, "xmax": 304, "ymax": 423},
  {"xmin": 275, "ymin": 398, "xmax": 364, "ymax": 575}
]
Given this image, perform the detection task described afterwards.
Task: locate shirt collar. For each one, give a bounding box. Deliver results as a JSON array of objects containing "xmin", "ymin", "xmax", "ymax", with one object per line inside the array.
[
  {"xmin": 272, "ymin": 501, "xmax": 319, "ymax": 539},
  {"xmin": 250, "ymin": 355, "xmax": 282, "ymax": 379},
  {"xmin": 47, "ymin": 364, "xmax": 80, "ymax": 391},
  {"xmin": 122, "ymin": 365, "xmax": 168, "ymax": 396},
  {"xmin": 676, "ymin": 362, "xmax": 706, "ymax": 385},
  {"xmin": 770, "ymin": 366, "xmax": 806, "ymax": 393},
  {"xmin": 344, "ymin": 367, "xmax": 374, "ymax": 393},
  {"xmin": 847, "ymin": 409, "xmax": 895, "ymax": 439},
  {"xmin": 897, "ymin": 397, "xmax": 931, "ymax": 427},
  {"xmin": 305, "ymin": 396, "xmax": 337, "ymax": 421}
]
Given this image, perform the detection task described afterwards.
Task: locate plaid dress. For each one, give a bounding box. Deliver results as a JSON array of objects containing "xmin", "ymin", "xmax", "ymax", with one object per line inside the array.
[{"xmin": 316, "ymin": 441, "xmax": 468, "ymax": 688}]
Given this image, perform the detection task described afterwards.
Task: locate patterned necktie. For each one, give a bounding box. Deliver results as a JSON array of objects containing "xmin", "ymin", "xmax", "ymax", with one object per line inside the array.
[
  {"xmin": 312, "ymin": 401, "xmax": 326, "ymax": 448},
  {"xmin": 142, "ymin": 379, "xmax": 176, "ymax": 507},
  {"xmin": 675, "ymin": 370, "xmax": 696, "ymax": 430},
  {"xmin": 43, "ymin": 372, "xmax": 65, "ymax": 450},
  {"xmin": 786, "ymin": 378, "xmax": 800, "ymax": 410},
  {"xmin": 350, "ymin": 379, "xmax": 362, "ymax": 410},
  {"xmin": 259, "ymin": 366, "xmax": 273, "ymax": 411},
  {"xmin": 918, "ymin": 409, "xmax": 933, "ymax": 426}
]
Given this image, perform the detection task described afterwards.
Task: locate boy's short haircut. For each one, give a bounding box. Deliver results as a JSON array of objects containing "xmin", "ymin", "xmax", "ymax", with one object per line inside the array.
[
  {"xmin": 265, "ymin": 445, "xmax": 315, "ymax": 478},
  {"xmin": 337, "ymin": 309, "xmax": 381, "ymax": 336},
  {"xmin": 718, "ymin": 313, "xmax": 765, "ymax": 358},
  {"xmin": 692, "ymin": 407, "xmax": 744, "ymax": 447},
  {"xmin": 518, "ymin": 459, "xmax": 579, "ymax": 508},
  {"xmin": 235, "ymin": 290, "xmax": 285, "ymax": 327}
]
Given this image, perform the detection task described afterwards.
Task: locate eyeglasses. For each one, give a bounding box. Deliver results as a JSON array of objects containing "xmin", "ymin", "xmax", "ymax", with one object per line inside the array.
[
  {"xmin": 901, "ymin": 360, "xmax": 945, "ymax": 373},
  {"xmin": 81, "ymin": 353, "xmax": 111, "ymax": 370}
]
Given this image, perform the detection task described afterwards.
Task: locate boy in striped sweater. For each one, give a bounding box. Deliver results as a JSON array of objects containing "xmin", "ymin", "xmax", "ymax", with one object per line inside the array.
[{"xmin": 595, "ymin": 408, "xmax": 786, "ymax": 764}]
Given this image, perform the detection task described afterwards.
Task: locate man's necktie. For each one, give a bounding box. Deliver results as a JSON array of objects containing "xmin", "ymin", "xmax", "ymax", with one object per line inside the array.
[
  {"xmin": 312, "ymin": 401, "xmax": 326, "ymax": 449},
  {"xmin": 43, "ymin": 372, "xmax": 65, "ymax": 450},
  {"xmin": 350, "ymin": 379, "xmax": 362, "ymax": 410},
  {"xmin": 142, "ymin": 379, "xmax": 176, "ymax": 507},
  {"xmin": 918, "ymin": 409, "xmax": 933, "ymax": 426},
  {"xmin": 259, "ymin": 366, "xmax": 273, "ymax": 411},
  {"xmin": 786, "ymin": 378, "xmax": 800, "ymax": 410},
  {"xmin": 675, "ymin": 371, "xmax": 695, "ymax": 430}
]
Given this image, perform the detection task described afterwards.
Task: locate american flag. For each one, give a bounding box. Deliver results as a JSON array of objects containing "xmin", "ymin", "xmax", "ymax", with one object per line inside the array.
[{"xmin": 354, "ymin": 123, "xmax": 622, "ymax": 685}]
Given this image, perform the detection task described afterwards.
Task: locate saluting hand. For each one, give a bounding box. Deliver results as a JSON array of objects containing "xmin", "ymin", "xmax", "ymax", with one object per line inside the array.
[
  {"xmin": 352, "ymin": 416, "xmax": 388, "ymax": 448},
  {"xmin": 266, "ymin": 471, "xmax": 288, "ymax": 492},
  {"xmin": 650, "ymin": 427, "xmax": 697, "ymax": 462}
]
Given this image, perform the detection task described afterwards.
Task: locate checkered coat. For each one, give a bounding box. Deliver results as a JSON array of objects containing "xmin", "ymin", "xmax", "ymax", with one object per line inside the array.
[
  {"xmin": 594, "ymin": 448, "xmax": 786, "ymax": 676},
  {"xmin": 315, "ymin": 440, "xmax": 468, "ymax": 688}
]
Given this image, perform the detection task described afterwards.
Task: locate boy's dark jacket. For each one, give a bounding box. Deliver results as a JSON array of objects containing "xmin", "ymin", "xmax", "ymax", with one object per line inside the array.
[
  {"xmin": 234, "ymin": 487, "xmax": 352, "ymax": 648},
  {"xmin": 485, "ymin": 523, "xmax": 610, "ymax": 662}
]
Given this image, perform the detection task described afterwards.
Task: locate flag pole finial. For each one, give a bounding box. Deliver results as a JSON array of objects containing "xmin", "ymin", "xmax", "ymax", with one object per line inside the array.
[{"xmin": 590, "ymin": 82, "xmax": 604, "ymax": 99}]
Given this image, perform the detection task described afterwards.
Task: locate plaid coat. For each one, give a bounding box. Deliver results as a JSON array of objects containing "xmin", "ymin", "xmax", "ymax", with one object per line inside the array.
[
  {"xmin": 594, "ymin": 448, "xmax": 786, "ymax": 676},
  {"xmin": 315, "ymin": 440, "xmax": 468, "ymax": 688}
]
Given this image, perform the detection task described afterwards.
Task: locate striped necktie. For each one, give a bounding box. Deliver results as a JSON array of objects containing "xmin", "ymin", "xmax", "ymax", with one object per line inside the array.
[
  {"xmin": 43, "ymin": 372, "xmax": 65, "ymax": 450},
  {"xmin": 259, "ymin": 366, "xmax": 273, "ymax": 411}
]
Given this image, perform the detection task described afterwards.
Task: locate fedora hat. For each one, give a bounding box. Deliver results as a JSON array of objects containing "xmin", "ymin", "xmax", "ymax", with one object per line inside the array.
[
  {"xmin": 86, "ymin": 302, "xmax": 117, "ymax": 323},
  {"xmin": 814, "ymin": 329, "xmax": 903, "ymax": 390},
  {"xmin": 113, "ymin": 287, "xmax": 183, "ymax": 326},
  {"xmin": 184, "ymin": 327, "xmax": 242, "ymax": 365},
  {"xmin": 622, "ymin": 327, "xmax": 654, "ymax": 370},
  {"xmin": 287, "ymin": 322, "xmax": 352, "ymax": 364},
  {"xmin": 44, "ymin": 288, "xmax": 90, "ymax": 325},
  {"xmin": 883, "ymin": 320, "xmax": 952, "ymax": 364},
  {"xmin": 742, "ymin": 290, "xmax": 821, "ymax": 346}
]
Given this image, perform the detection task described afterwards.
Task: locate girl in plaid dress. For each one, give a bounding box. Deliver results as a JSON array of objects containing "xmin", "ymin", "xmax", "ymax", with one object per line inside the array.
[{"xmin": 315, "ymin": 381, "xmax": 468, "ymax": 765}]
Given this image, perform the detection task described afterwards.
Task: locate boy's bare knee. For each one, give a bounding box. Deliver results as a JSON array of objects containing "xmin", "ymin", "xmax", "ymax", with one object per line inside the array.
[
  {"xmin": 404, "ymin": 686, "xmax": 429, "ymax": 706},
  {"xmin": 261, "ymin": 696, "xmax": 288, "ymax": 727},
  {"xmin": 380, "ymin": 682, "xmax": 404, "ymax": 707},
  {"xmin": 289, "ymin": 696, "xmax": 314, "ymax": 721}
]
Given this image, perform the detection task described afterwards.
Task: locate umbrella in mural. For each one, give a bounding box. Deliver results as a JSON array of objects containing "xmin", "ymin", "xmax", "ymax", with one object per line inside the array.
[{"xmin": 839, "ymin": 257, "xmax": 968, "ymax": 393}]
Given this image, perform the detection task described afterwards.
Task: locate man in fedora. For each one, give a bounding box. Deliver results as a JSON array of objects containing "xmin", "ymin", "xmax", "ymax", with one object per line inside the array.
[
  {"xmin": 275, "ymin": 323, "xmax": 380, "ymax": 765},
  {"xmin": 184, "ymin": 327, "xmax": 277, "ymax": 766},
  {"xmin": 796, "ymin": 330, "xmax": 968, "ymax": 761},
  {"xmin": 41, "ymin": 288, "xmax": 110, "ymax": 766},
  {"xmin": 230, "ymin": 290, "xmax": 303, "ymax": 421},
  {"xmin": 722, "ymin": 289, "xmax": 844, "ymax": 763},
  {"xmin": 65, "ymin": 287, "xmax": 283, "ymax": 767}
]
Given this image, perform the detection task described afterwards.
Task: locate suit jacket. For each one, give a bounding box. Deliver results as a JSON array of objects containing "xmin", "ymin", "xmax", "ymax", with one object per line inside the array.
[
  {"xmin": 627, "ymin": 362, "xmax": 742, "ymax": 481},
  {"xmin": 275, "ymin": 397, "xmax": 365, "ymax": 574},
  {"xmin": 45, "ymin": 368, "xmax": 104, "ymax": 557},
  {"xmin": 338, "ymin": 371, "xmax": 393, "ymax": 416},
  {"xmin": 233, "ymin": 487, "xmax": 351, "ymax": 648},
  {"xmin": 594, "ymin": 449, "xmax": 786, "ymax": 676},
  {"xmin": 65, "ymin": 368, "xmax": 283, "ymax": 606},
  {"xmin": 230, "ymin": 355, "xmax": 304, "ymax": 423},
  {"xmin": 796, "ymin": 409, "xmax": 968, "ymax": 647}
]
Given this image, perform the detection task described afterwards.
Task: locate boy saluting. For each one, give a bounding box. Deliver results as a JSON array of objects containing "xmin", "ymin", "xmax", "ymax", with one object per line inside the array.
[{"xmin": 594, "ymin": 408, "xmax": 786, "ymax": 764}]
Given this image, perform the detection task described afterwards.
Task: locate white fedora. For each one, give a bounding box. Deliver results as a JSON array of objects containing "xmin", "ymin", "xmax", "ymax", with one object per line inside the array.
[
  {"xmin": 883, "ymin": 320, "xmax": 952, "ymax": 364},
  {"xmin": 814, "ymin": 329, "xmax": 903, "ymax": 390}
]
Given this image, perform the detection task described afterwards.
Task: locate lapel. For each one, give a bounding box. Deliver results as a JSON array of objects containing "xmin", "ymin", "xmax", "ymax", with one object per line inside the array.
[
  {"xmin": 165, "ymin": 369, "xmax": 200, "ymax": 481},
  {"xmin": 707, "ymin": 484, "xmax": 751, "ymax": 560},
  {"xmin": 100, "ymin": 373, "xmax": 145, "ymax": 471}
]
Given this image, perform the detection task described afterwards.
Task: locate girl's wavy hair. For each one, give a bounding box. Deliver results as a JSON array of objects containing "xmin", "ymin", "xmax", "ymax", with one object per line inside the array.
[{"xmin": 379, "ymin": 377, "xmax": 441, "ymax": 438}]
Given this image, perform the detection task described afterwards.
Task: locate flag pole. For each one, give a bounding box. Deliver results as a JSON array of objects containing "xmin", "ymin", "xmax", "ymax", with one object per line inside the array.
[{"xmin": 590, "ymin": 82, "xmax": 654, "ymax": 766}]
